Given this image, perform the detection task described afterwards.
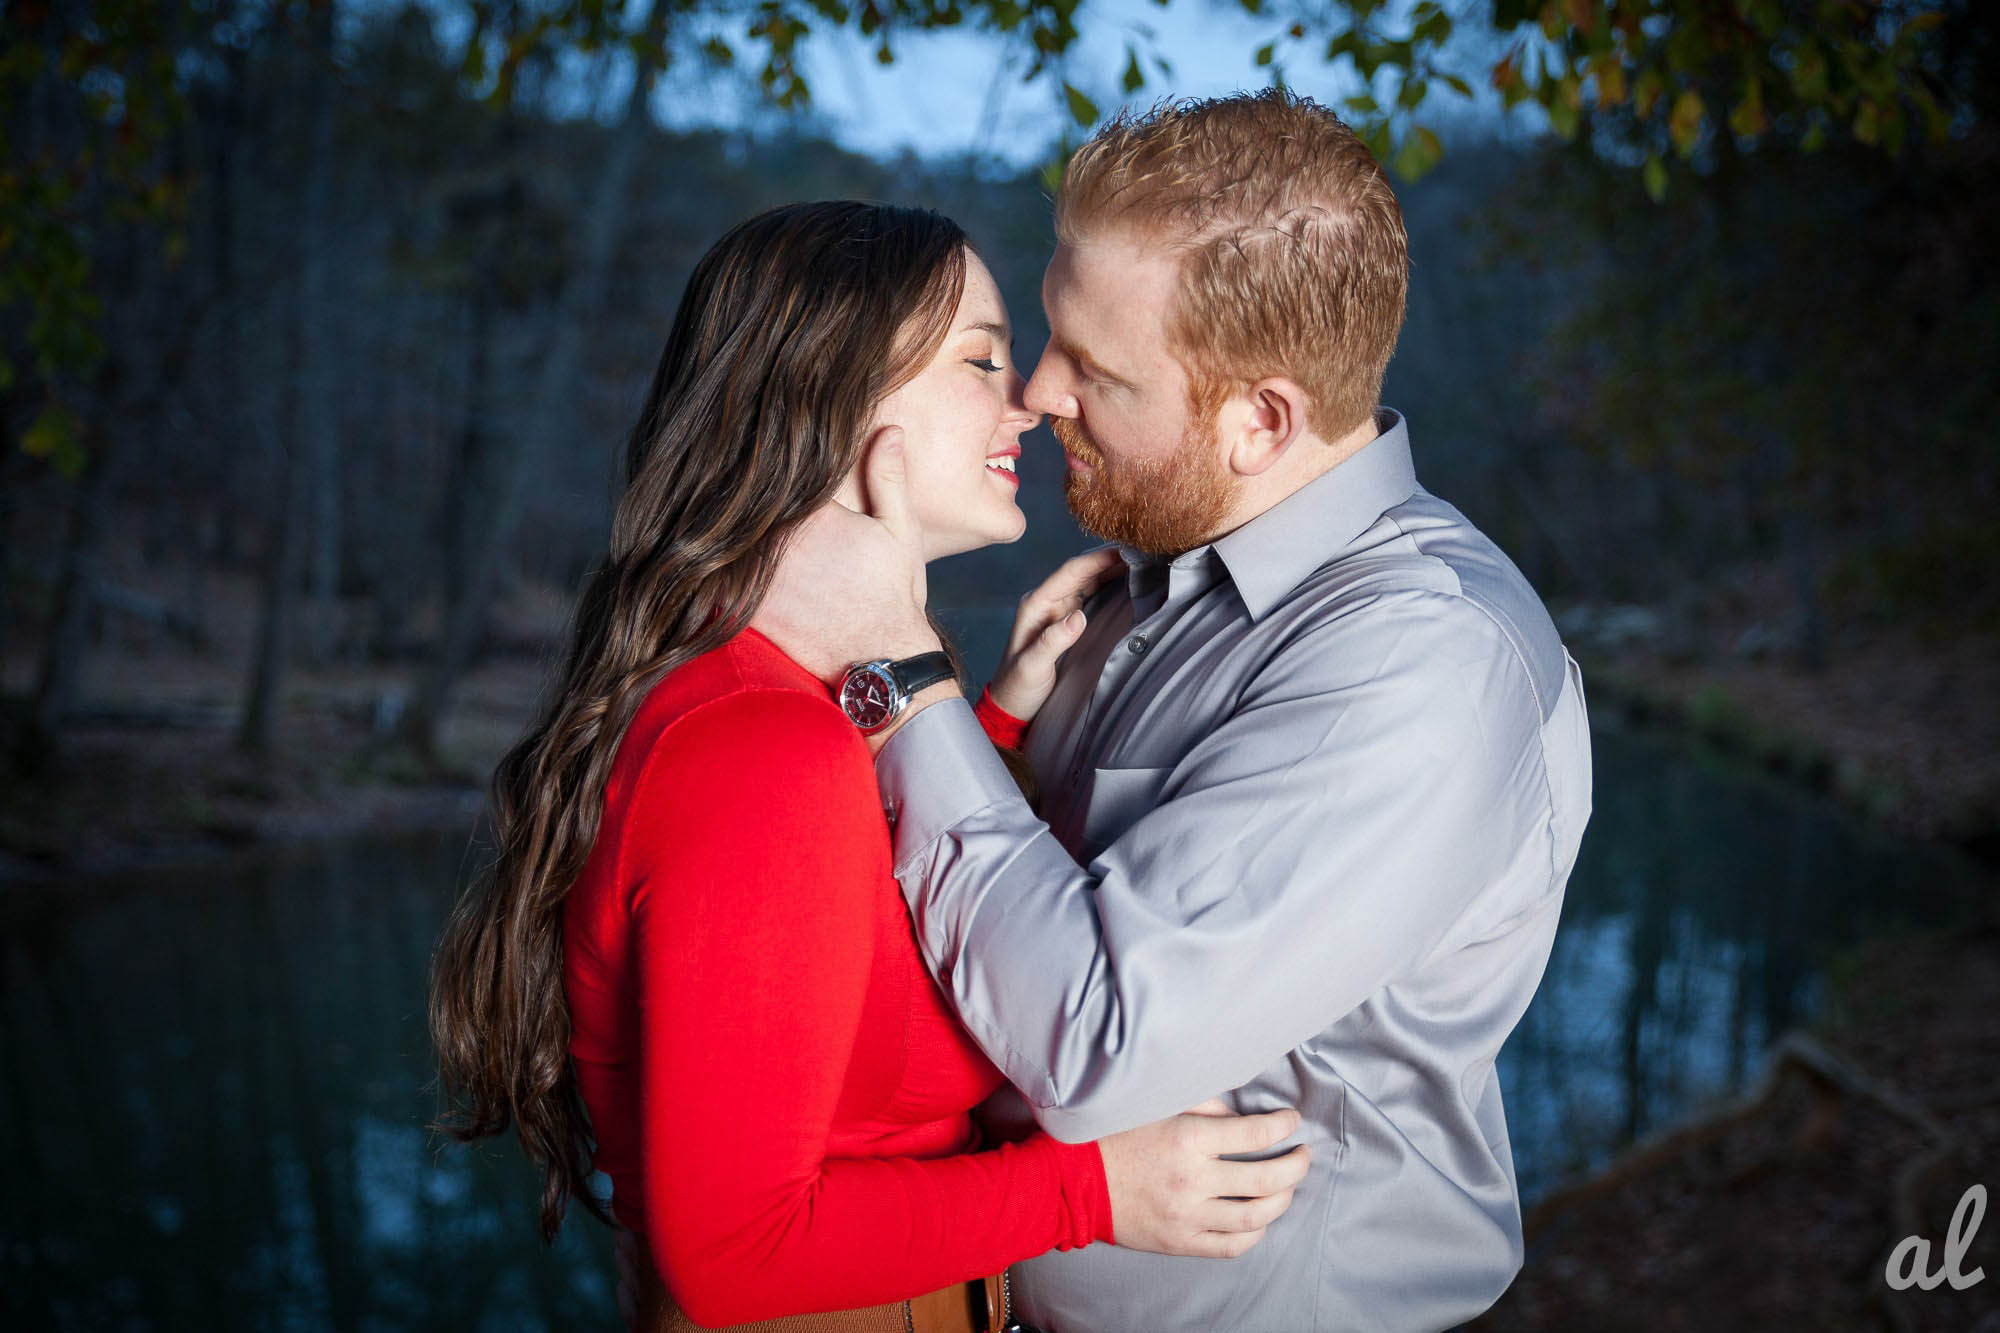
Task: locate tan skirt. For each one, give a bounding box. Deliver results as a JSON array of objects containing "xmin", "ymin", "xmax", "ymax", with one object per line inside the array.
[{"xmin": 637, "ymin": 1260, "xmax": 1006, "ymax": 1333}]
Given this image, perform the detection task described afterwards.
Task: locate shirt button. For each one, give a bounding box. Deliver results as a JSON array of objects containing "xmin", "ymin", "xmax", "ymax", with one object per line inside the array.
[{"xmin": 1127, "ymin": 634, "xmax": 1150, "ymax": 655}]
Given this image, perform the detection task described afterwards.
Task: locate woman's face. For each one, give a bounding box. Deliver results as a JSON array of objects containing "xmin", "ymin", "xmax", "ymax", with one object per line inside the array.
[{"xmin": 865, "ymin": 250, "xmax": 1039, "ymax": 561}]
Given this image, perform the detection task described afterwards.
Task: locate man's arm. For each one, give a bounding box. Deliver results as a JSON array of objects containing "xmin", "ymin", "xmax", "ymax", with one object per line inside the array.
[{"xmin": 878, "ymin": 590, "xmax": 1561, "ymax": 1143}]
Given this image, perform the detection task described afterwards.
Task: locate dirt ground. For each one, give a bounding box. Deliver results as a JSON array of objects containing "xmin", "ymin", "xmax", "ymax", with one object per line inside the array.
[
  {"xmin": 0, "ymin": 566, "xmax": 559, "ymax": 878},
  {"xmin": 1558, "ymin": 562, "xmax": 2000, "ymax": 851},
  {"xmin": 1475, "ymin": 915, "xmax": 2000, "ymax": 1332}
]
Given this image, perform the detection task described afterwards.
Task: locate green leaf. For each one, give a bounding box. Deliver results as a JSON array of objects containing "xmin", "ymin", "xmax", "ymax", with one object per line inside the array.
[
  {"xmin": 1122, "ymin": 47, "xmax": 1144, "ymax": 94},
  {"xmin": 1362, "ymin": 120, "xmax": 1393, "ymax": 163},
  {"xmin": 1642, "ymin": 154, "xmax": 1667, "ymax": 202},
  {"xmin": 1255, "ymin": 41, "xmax": 1275, "ymax": 68},
  {"xmin": 1792, "ymin": 43, "xmax": 1828, "ymax": 102},
  {"xmin": 1063, "ymin": 82, "xmax": 1098, "ymax": 127},
  {"xmin": 1912, "ymin": 86, "xmax": 1952, "ymax": 144},
  {"xmin": 1343, "ymin": 92, "xmax": 1380, "ymax": 115},
  {"xmin": 1634, "ymin": 65, "xmax": 1665, "ymax": 119},
  {"xmin": 21, "ymin": 405, "xmax": 85, "ymax": 477},
  {"xmin": 1729, "ymin": 77, "xmax": 1767, "ymax": 139},
  {"xmin": 1548, "ymin": 94, "xmax": 1579, "ymax": 140},
  {"xmin": 1391, "ymin": 124, "xmax": 1443, "ymax": 180},
  {"xmin": 1441, "ymin": 72, "xmax": 1472, "ymax": 98},
  {"xmin": 1881, "ymin": 102, "xmax": 1906, "ymax": 157},
  {"xmin": 1669, "ymin": 88, "xmax": 1705, "ymax": 157},
  {"xmin": 1853, "ymin": 98, "xmax": 1879, "ymax": 146}
]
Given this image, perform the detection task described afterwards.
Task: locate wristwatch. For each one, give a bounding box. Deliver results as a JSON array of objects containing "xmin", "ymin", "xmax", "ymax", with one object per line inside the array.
[{"xmin": 837, "ymin": 652, "xmax": 956, "ymax": 733}]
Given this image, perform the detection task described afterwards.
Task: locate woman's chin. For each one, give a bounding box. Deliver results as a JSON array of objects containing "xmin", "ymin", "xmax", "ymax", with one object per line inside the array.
[{"xmin": 922, "ymin": 512, "xmax": 1027, "ymax": 562}]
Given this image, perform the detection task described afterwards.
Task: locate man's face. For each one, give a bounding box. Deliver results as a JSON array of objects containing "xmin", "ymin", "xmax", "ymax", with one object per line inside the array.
[{"xmin": 1024, "ymin": 230, "xmax": 1239, "ymax": 556}]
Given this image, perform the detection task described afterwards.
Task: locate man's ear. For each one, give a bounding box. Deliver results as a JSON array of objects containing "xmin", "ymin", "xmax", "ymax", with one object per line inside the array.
[{"xmin": 1226, "ymin": 377, "xmax": 1310, "ymax": 477}]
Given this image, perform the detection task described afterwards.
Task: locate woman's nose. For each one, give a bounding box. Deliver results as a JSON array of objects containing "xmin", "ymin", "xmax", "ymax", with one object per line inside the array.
[{"xmin": 1006, "ymin": 367, "xmax": 1042, "ymax": 429}]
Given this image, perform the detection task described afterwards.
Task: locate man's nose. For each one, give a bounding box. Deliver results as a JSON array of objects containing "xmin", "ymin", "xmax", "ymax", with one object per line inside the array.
[{"xmin": 1023, "ymin": 355, "xmax": 1074, "ymax": 419}]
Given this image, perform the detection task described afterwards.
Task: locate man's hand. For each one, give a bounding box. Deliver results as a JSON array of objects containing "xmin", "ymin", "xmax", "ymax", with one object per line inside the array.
[
  {"xmin": 988, "ymin": 546, "xmax": 1126, "ymax": 722},
  {"xmin": 752, "ymin": 426, "xmax": 941, "ymax": 683}
]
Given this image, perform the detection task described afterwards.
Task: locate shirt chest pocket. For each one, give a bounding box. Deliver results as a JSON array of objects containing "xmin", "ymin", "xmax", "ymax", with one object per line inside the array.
[{"xmin": 1080, "ymin": 764, "xmax": 1174, "ymax": 863}]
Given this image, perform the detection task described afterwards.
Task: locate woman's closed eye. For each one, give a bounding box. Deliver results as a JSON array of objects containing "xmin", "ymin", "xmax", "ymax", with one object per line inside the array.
[{"xmin": 968, "ymin": 357, "xmax": 1003, "ymax": 374}]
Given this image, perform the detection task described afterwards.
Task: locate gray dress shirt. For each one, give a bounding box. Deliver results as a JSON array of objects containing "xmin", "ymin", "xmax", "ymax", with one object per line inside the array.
[{"xmin": 877, "ymin": 410, "xmax": 1592, "ymax": 1332}]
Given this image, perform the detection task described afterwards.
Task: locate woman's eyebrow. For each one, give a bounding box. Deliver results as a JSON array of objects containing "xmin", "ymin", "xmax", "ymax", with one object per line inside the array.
[{"xmin": 960, "ymin": 319, "xmax": 1015, "ymax": 348}]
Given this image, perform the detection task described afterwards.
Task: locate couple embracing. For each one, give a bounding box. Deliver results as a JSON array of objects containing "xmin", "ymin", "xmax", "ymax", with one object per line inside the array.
[{"xmin": 432, "ymin": 89, "xmax": 1592, "ymax": 1333}]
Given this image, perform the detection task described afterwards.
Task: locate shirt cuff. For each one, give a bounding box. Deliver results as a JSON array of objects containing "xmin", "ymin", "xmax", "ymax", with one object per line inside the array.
[
  {"xmin": 972, "ymin": 688, "xmax": 1029, "ymax": 749},
  {"xmin": 1041, "ymin": 1135, "xmax": 1116, "ymax": 1247},
  {"xmin": 876, "ymin": 697, "xmax": 1025, "ymax": 881}
]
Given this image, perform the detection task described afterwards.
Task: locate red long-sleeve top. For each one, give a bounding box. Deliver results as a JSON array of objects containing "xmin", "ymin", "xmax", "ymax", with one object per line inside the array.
[{"xmin": 563, "ymin": 627, "xmax": 1112, "ymax": 1326}]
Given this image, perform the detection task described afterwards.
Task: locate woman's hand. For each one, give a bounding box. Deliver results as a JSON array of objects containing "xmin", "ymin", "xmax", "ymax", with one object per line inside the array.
[
  {"xmin": 1098, "ymin": 1099, "xmax": 1311, "ymax": 1259},
  {"xmin": 988, "ymin": 547, "xmax": 1127, "ymax": 722}
]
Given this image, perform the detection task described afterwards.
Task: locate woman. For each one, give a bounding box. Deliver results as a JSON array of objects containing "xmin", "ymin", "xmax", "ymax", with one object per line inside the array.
[{"xmin": 430, "ymin": 202, "xmax": 1306, "ymax": 1332}]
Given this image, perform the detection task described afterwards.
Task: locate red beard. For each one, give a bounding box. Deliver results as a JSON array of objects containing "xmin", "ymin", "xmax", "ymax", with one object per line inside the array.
[{"xmin": 1051, "ymin": 415, "xmax": 1238, "ymax": 557}]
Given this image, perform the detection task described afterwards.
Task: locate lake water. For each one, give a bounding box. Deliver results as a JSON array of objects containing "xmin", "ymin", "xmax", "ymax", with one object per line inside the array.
[{"xmin": 0, "ymin": 718, "xmax": 1986, "ymax": 1330}]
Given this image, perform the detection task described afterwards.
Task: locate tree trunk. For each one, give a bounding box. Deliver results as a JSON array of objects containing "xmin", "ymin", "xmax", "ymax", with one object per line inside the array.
[
  {"xmin": 395, "ymin": 13, "xmax": 666, "ymax": 765},
  {"xmin": 239, "ymin": 5, "xmax": 340, "ymax": 755},
  {"xmin": 299, "ymin": 0, "xmax": 342, "ymax": 662},
  {"xmin": 238, "ymin": 411, "xmax": 310, "ymax": 756},
  {"xmin": 27, "ymin": 425, "xmax": 117, "ymax": 771}
]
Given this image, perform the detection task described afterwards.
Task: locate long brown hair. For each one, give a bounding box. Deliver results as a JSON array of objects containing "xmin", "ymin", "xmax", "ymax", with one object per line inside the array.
[{"xmin": 429, "ymin": 202, "xmax": 970, "ymax": 1239}]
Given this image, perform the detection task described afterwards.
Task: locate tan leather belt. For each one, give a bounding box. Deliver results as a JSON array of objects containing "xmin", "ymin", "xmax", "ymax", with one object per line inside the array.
[{"xmin": 639, "ymin": 1260, "xmax": 1009, "ymax": 1333}]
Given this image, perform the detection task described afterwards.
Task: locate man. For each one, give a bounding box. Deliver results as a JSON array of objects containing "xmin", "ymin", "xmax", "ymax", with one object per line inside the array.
[{"xmin": 765, "ymin": 90, "xmax": 1592, "ymax": 1331}]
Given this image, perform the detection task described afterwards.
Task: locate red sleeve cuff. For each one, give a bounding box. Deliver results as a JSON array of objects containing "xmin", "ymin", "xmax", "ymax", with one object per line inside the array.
[
  {"xmin": 973, "ymin": 688, "xmax": 1029, "ymax": 750},
  {"xmin": 1036, "ymin": 1134, "xmax": 1116, "ymax": 1248}
]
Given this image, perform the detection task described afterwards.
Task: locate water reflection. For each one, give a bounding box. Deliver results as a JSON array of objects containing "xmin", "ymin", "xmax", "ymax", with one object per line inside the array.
[
  {"xmin": 0, "ymin": 723, "xmax": 1983, "ymax": 1329},
  {"xmin": 1500, "ymin": 717, "xmax": 1982, "ymax": 1198},
  {"xmin": 0, "ymin": 836, "xmax": 618, "ymax": 1331}
]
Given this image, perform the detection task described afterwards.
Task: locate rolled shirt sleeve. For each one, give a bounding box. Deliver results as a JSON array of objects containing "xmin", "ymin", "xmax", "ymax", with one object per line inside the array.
[{"xmin": 879, "ymin": 590, "xmax": 1559, "ymax": 1143}]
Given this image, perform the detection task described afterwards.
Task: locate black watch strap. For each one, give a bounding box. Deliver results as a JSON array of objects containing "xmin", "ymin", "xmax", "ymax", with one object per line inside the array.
[{"xmin": 887, "ymin": 651, "xmax": 956, "ymax": 696}]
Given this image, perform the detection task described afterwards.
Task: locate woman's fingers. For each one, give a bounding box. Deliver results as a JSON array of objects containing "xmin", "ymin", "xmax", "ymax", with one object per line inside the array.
[
  {"xmin": 1019, "ymin": 547, "xmax": 1125, "ymax": 616},
  {"xmin": 1184, "ymin": 1226, "xmax": 1267, "ymax": 1260},
  {"xmin": 1037, "ymin": 609, "xmax": 1086, "ymax": 654},
  {"xmin": 1202, "ymin": 1106, "xmax": 1301, "ymax": 1156},
  {"xmin": 1207, "ymin": 1142, "xmax": 1312, "ymax": 1202},
  {"xmin": 1199, "ymin": 1186, "xmax": 1296, "ymax": 1235},
  {"xmin": 1006, "ymin": 547, "xmax": 1123, "ymax": 658},
  {"xmin": 1096, "ymin": 1102, "xmax": 1308, "ymax": 1259}
]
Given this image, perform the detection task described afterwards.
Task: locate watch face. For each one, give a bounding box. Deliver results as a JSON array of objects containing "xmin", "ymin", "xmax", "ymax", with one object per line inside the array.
[{"xmin": 840, "ymin": 665, "xmax": 897, "ymax": 730}]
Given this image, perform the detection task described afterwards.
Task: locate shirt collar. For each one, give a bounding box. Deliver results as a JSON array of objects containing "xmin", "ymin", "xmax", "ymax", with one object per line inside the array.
[{"xmin": 1210, "ymin": 408, "xmax": 1421, "ymax": 621}]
